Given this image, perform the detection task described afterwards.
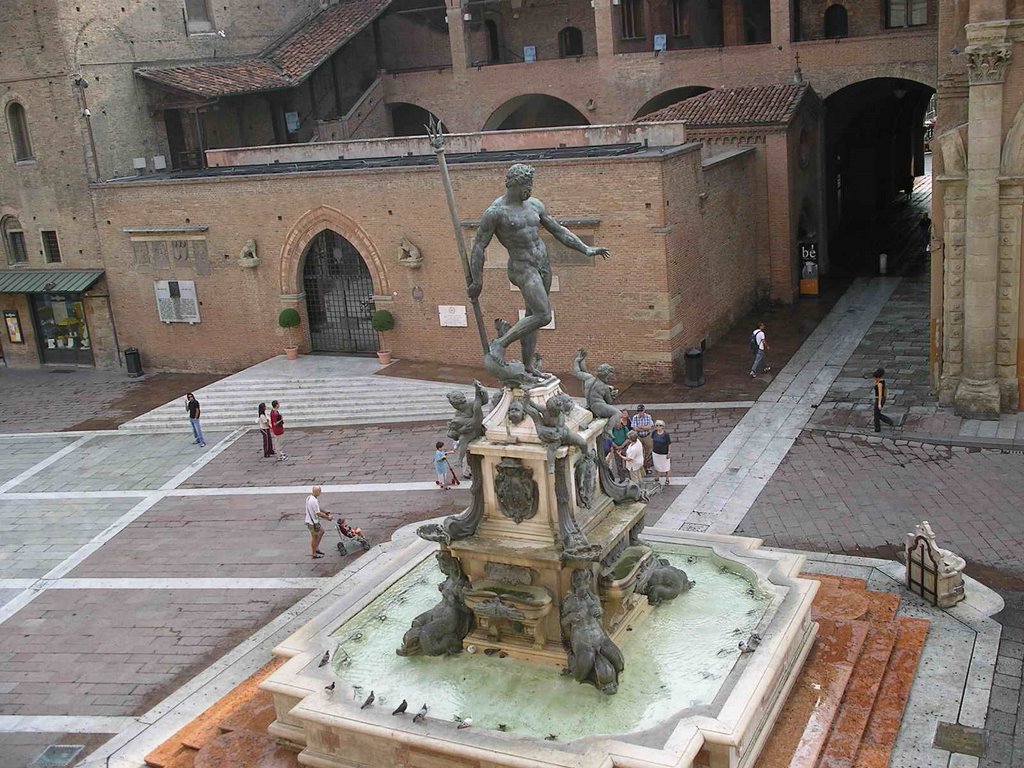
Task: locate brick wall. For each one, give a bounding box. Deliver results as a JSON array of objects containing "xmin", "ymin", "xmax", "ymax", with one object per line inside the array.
[
  {"xmin": 0, "ymin": 295, "xmax": 40, "ymax": 368},
  {"xmin": 796, "ymin": 0, "xmax": 938, "ymax": 41}
]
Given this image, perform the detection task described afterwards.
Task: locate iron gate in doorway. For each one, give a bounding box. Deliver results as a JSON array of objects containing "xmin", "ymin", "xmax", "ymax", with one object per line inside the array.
[{"xmin": 302, "ymin": 230, "xmax": 378, "ymax": 353}]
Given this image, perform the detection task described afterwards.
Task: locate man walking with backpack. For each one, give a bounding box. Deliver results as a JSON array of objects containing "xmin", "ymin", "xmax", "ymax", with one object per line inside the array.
[{"xmin": 749, "ymin": 322, "xmax": 769, "ymax": 378}]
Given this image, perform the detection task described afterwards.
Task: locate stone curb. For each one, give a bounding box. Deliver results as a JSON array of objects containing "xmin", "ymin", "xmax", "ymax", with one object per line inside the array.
[{"xmin": 803, "ymin": 424, "xmax": 1024, "ymax": 452}]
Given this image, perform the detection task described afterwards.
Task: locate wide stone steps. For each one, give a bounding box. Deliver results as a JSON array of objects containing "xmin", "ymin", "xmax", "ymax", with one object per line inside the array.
[
  {"xmin": 754, "ymin": 574, "xmax": 928, "ymax": 768},
  {"xmin": 119, "ymin": 376, "xmax": 472, "ymax": 432}
]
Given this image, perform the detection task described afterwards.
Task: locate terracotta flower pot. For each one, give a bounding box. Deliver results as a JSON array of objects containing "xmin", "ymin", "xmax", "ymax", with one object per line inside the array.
[
  {"xmin": 376, "ymin": 350, "xmax": 392, "ymax": 365},
  {"xmin": 285, "ymin": 346, "xmax": 299, "ymax": 361}
]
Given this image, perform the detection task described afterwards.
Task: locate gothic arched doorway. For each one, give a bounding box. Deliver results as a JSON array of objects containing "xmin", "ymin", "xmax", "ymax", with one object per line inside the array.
[{"xmin": 302, "ymin": 230, "xmax": 378, "ymax": 353}]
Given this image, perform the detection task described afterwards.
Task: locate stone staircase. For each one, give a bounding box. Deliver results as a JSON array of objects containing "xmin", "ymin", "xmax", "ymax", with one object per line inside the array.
[
  {"xmin": 755, "ymin": 573, "xmax": 929, "ymax": 768},
  {"xmin": 119, "ymin": 375, "xmax": 471, "ymax": 433}
]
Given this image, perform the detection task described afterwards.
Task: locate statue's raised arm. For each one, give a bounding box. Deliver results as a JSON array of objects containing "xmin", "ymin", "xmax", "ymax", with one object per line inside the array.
[{"xmin": 537, "ymin": 202, "xmax": 610, "ymax": 260}]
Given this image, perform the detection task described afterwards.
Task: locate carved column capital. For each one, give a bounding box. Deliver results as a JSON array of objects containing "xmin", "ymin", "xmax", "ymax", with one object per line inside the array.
[{"xmin": 966, "ymin": 44, "xmax": 1012, "ymax": 85}]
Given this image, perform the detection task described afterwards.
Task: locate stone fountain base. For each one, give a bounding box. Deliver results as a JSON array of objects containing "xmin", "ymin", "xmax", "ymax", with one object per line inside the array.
[{"xmin": 261, "ymin": 528, "xmax": 818, "ymax": 768}]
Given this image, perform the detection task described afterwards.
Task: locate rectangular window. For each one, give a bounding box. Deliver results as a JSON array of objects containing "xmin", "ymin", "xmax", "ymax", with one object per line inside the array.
[
  {"xmin": 184, "ymin": 0, "xmax": 214, "ymax": 33},
  {"xmin": 620, "ymin": 0, "xmax": 644, "ymax": 39},
  {"xmin": 41, "ymin": 230, "xmax": 61, "ymax": 263},
  {"xmin": 887, "ymin": 0, "xmax": 927, "ymax": 27},
  {"xmin": 6, "ymin": 230, "xmax": 27, "ymax": 264},
  {"xmin": 672, "ymin": 0, "xmax": 689, "ymax": 36}
]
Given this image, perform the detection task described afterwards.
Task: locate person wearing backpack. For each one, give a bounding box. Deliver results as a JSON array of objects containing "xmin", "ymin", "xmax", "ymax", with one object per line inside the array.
[
  {"xmin": 270, "ymin": 400, "xmax": 288, "ymax": 461},
  {"xmin": 872, "ymin": 368, "xmax": 895, "ymax": 432},
  {"xmin": 749, "ymin": 322, "xmax": 769, "ymax": 378}
]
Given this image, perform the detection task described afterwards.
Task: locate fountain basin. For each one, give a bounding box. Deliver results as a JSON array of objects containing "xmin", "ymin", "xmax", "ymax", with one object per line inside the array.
[{"xmin": 263, "ymin": 527, "xmax": 817, "ymax": 768}]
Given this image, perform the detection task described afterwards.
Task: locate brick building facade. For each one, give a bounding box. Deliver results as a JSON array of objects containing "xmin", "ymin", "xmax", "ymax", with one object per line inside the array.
[{"xmin": 0, "ymin": 0, "xmax": 934, "ymax": 380}]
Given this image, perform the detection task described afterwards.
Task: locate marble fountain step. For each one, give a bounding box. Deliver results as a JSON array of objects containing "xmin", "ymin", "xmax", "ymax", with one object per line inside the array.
[{"xmin": 753, "ymin": 574, "xmax": 929, "ymax": 768}]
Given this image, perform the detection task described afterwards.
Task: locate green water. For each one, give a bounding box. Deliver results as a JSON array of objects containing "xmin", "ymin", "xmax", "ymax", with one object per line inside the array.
[{"xmin": 328, "ymin": 547, "xmax": 767, "ymax": 741}]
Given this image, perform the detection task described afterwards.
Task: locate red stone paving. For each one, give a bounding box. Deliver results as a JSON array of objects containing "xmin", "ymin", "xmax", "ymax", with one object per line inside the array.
[
  {"xmin": 0, "ymin": 588, "xmax": 307, "ymax": 717},
  {"xmin": 67, "ymin": 491, "xmax": 470, "ymax": 578}
]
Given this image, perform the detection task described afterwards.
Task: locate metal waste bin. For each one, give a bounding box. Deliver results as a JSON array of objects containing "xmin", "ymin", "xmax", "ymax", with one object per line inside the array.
[
  {"xmin": 684, "ymin": 347, "xmax": 705, "ymax": 388},
  {"xmin": 124, "ymin": 347, "xmax": 144, "ymax": 378}
]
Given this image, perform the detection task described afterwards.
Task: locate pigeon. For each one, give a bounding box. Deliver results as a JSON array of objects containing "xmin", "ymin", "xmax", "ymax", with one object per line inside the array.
[
  {"xmin": 318, "ymin": 650, "xmax": 330, "ymax": 668},
  {"xmin": 412, "ymin": 704, "xmax": 428, "ymax": 723},
  {"xmin": 392, "ymin": 699, "xmax": 408, "ymax": 716},
  {"xmin": 545, "ymin": 733, "xmax": 558, "ymax": 741},
  {"xmin": 457, "ymin": 718, "xmax": 473, "ymax": 729},
  {"xmin": 361, "ymin": 690, "xmax": 375, "ymax": 709},
  {"xmin": 483, "ymin": 648, "xmax": 499, "ymax": 656},
  {"xmin": 324, "ymin": 682, "xmax": 335, "ymax": 693},
  {"xmin": 497, "ymin": 723, "xmax": 508, "ymax": 732}
]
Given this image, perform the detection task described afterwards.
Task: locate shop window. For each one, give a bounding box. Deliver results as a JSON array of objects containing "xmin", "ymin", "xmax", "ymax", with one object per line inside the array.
[
  {"xmin": 824, "ymin": 4, "xmax": 848, "ymax": 37},
  {"xmin": 886, "ymin": 0, "xmax": 926, "ymax": 27},
  {"xmin": 31, "ymin": 293, "xmax": 94, "ymax": 366},
  {"xmin": 41, "ymin": 230, "xmax": 62, "ymax": 263},
  {"xmin": 559, "ymin": 26, "xmax": 584, "ymax": 57},
  {"xmin": 184, "ymin": 0, "xmax": 215, "ymax": 33},
  {"xmin": 2, "ymin": 216, "xmax": 28, "ymax": 265},
  {"xmin": 6, "ymin": 102, "xmax": 33, "ymax": 162},
  {"xmin": 672, "ymin": 0, "xmax": 690, "ymax": 36},
  {"xmin": 620, "ymin": 0, "xmax": 644, "ymax": 39}
]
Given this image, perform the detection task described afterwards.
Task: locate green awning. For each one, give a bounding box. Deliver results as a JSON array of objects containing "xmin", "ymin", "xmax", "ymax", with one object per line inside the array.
[{"xmin": 0, "ymin": 269, "xmax": 104, "ymax": 294}]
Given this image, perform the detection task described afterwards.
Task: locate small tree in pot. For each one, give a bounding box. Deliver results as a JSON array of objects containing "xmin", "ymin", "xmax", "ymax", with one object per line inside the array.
[
  {"xmin": 278, "ymin": 308, "xmax": 301, "ymax": 361},
  {"xmin": 371, "ymin": 309, "xmax": 395, "ymax": 365}
]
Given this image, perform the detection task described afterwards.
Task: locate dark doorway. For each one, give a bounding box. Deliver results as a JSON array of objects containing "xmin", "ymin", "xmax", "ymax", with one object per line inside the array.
[
  {"xmin": 559, "ymin": 26, "xmax": 584, "ymax": 57},
  {"xmin": 824, "ymin": 4, "xmax": 848, "ymax": 38},
  {"xmin": 486, "ymin": 19, "xmax": 501, "ymax": 62},
  {"xmin": 390, "ymin": 103, "xmax": 446, "ymax": 136},
  {"xmin": 483, "ymin": 94, "xmax": 589, "ymax": 131},
  {"xmin": 302, "ymin": 231, "xmax": 378, "ymax": 353},
  {"xmin": 633, "ymin": 85, "xmax": 712, "ymax": 119}
]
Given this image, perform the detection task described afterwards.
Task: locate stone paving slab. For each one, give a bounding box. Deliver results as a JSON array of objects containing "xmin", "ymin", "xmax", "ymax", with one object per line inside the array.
[
  {"xmin": 0, "ymin": 499, "xmax": 139, "ymax": 580},
  {"xmin": 181, "ymin": 411, "xmax": 740, "ymax": 490},
  {"xmin": 0, "ymin": 731, "xmax": 113, "ymax": 768},
  {"xmin": 737, "ymin": 432, "xmax": 1024, "ymax": 581},
  {"xmin": 0, "ymin": 588, "xmax": 308, "ymax": 717},
  {"xmin": 66, "ymin": 491, "xmax": 471, "ymax": 579},
  {"xmin": 26, "ymin": 433, "xmax": 230, "ymax": 492},
  {"xmin": 0, "ymin": 436, "xmax": 78, "ymax": 486}
]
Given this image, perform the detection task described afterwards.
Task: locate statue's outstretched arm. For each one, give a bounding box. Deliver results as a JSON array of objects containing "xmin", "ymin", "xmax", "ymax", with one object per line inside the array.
[{"xmin": 538, "ymin": 202, "xmax": 609, "ymax": 259}]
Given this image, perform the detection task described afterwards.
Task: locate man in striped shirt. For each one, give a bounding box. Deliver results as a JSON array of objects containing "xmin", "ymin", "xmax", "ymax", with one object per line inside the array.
[{"xmin": 630, "ymin": 405, "xmax": 655, "ymax": 474}]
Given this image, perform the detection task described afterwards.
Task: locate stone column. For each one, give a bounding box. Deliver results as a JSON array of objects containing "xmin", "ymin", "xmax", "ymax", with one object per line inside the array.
[
  {"xmin": 954, "ymin": 42, "xmax": 1011, "ymax": 418},
  {"xmin": 446, "ymin": 0, "xmax": 470, "ymax": 77},
  {"xmin": 998, "ymin": 182, "xmax": 1023, "ymax": 410},
  {"xmin": 593, "ymin": 0, "xmax": 616, "ymax": 58},
  {"xmin": 770, "ymin": 0, "xmax": 791, "ymax": 47}
]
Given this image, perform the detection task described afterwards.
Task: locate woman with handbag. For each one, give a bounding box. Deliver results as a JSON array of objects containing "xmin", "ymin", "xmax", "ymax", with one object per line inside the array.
[{"xmin": 270, "ymin": 400, "xmax": 288, "ymax": 461}]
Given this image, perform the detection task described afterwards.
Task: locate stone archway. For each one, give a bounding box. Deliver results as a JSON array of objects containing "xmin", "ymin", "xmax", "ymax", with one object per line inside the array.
[{"xmin": 279, "ymin": 206, "xmax": 389, "ymax": 300}]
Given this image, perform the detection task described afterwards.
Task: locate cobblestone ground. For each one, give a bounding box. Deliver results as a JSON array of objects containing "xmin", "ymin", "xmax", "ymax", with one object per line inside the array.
[{"xmin": 0, "ymin": 368, "xmax": 223, "ymax": 433}]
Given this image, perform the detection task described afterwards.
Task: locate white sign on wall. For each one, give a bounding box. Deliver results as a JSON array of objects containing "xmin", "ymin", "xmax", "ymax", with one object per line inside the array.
[
  {"xmin": 438, "ymin": 304, "xmax": 468, "ymax": 327},
  {"xmin": 154, "ymin": 280, "xmax": 201, "ymax": 324},
  {"xmin": 518, "ymin": 309, "xmax": 555, "ymax": 330}
]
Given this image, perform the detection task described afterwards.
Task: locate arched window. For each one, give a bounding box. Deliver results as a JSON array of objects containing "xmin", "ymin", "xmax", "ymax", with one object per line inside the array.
[
  {"xmin": 6, "ymin": 103, "xmax": 33, "ymax": 162},
  {"xmin": 559, "ymin": 26, "xmax": 584, "ymax": 57},
  {"xmin": 824, "ymin": 4, "xmax": 848, "ymax": 38},
  {"xmin": 2, "ymin": 216, "xmax": 28, "ymax": 265}
]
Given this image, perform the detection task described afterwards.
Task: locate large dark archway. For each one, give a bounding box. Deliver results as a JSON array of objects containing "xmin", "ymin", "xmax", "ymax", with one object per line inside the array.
[
  {"xmin": 302, "ymin": 230, "xmax": 378, "ymax": 353},
  {"xmin": 633, "ymin": 86, "xmax": 712, "ymax": 119},
  {"xmin": 824, "ymin": 77, "xmax": 934, "ymax": 275},
  {"xmin": 390, "ymin": 102, "xmax": 446, "ymax": 137},
  {"xmin": 482, "ymin": 94, "xmax": 589, "ymax": 131}
]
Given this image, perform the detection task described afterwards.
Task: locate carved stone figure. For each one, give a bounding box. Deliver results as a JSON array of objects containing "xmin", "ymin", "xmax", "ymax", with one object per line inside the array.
[
  {"xmin": 475, "ymin": 597, "xmax": 525, "ymax": 641},
  {"xmin": 560, "ymin": 569, "xmax": 624, "ymax": 694},
  {"xmin": 572, "ymin": 349, "xmax": 620, "ymax": 433},
  {"xmin": 468, "ymin": 164, "xmax": 610, "ymax": 384},
  {"xmin": 597, "ymin": 459, "xmax": 648, "ymax": 505},
  {"xmin": 398, "ymin": 236, "xmax": 423, "ymax": 268},
  {"xmin": 446, "ymin": 380, "xmax": 489, "ymax": 469},
  {"xmin": 397, "ymin": 550, "xmax": 472, "ymax": 656},
  {"xmin": 239, "ymin": 239, "xmax": 260, "ymax": 268},
  {"xmin": 494, "ymin": 457, "xmax": 539, "ymax": 523},
  {"xmin": 636, "ymin": 558, "xmax": 694, "ymax": 606},
  {"xmin": 556, "ymin": 457, "xmax": 601, "ymax": 561},
  {"xmin": 417, "ymin": 454, "xmax": 484, "ymax": 543},
  {"xmin": 574, "ymin": 453, "xmax": 597, "ymax": 509},
  {"xmin": 506, "ymin": 397, "xmax": 527, "ymax": 425},
  {"xmin": 523, "ymin": 391, "xmax": 590, "ymax": 474}
]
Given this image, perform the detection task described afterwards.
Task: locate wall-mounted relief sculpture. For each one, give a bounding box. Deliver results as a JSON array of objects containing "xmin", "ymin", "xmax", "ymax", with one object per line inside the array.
[
  {"xmin": 398, "ymin": 236, "xmax": 423, "ymax": 268},
  {"xmin": 494, "ymin": 457, "xmax": 539, "ymax": 523},
  {"xmin": 239, "ymin": 238, "xmax": 260, "ymax": 269}
]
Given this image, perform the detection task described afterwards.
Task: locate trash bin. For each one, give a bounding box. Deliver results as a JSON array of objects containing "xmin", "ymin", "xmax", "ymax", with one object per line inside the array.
[
  {"xmin": 124, "ymin": 347, "xmax": 144, "ymax": 378},
  {"xmin": 684, "ymin": 347, "xmax": 705, "ymax": 388}
]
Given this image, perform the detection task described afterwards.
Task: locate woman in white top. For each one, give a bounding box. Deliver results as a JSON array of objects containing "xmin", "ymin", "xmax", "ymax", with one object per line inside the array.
[{"xmin": 258, "ymin": 402, "xmax": 275, "ymax": 458}]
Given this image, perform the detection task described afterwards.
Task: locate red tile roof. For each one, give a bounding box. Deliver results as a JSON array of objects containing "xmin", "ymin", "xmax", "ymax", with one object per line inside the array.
[
  {"xmin": 136, "ymin": 0, "xmax": 391, "ymax": 98},
  {"xmin": 637, "ymin": 84, "xmax": 808, "ymax": 127}
]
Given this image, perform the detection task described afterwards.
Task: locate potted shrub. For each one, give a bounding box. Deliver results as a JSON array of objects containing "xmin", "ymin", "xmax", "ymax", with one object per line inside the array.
[
  {"xmin": 371, "ymin": 309, "xmax": 395, "ymax": 365},
  {"xmin": 278, "ymin": 308, "xmax": 301, "ymax": 360}
]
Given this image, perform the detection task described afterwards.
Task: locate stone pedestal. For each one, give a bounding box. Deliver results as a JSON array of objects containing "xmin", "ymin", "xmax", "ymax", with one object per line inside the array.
[{"xmin": 905, "ymin": 520, "xmax": 966, "ymax": 609}]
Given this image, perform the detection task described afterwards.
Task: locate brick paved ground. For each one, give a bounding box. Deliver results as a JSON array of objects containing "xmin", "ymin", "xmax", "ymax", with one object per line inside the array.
[
  {"xmin": 0, "ymin": 499, "xmax": 138, "ymax": 579},
  {"xmin": 985, "ymin": 593, "xmax": 1024, "ymax": 767},
  {"xmin": 0, "ymin": 368, "xmax": 223, "ymax": 433},
  {"xmin": 28, "ymin": 432, "xmax": 230, "ymax": 492},
  {"xmin": 67, "ymin": 490, "xmax": 472, "ymax": 579},
  {"xmin": 736, "ymin": 432, "xmax": 1024, "ymax": 581},
  {"xmin": 0, "ymin": 588, "xmax": 308, "ymax": 717},
  {"xmin": 0, "ymin": 436, "xmax": 75, "ymax": 484}
]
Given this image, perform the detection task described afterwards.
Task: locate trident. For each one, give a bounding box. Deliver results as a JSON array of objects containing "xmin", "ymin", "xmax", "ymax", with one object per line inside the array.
[{"xmin": 426, "ymin": 118, "xmax": 490, "ymax": 356}]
